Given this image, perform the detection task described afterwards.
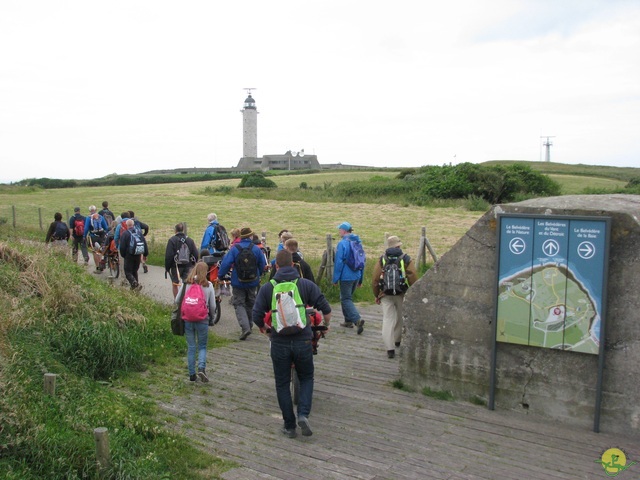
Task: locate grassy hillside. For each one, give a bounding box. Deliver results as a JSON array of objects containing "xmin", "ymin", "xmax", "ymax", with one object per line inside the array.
[{"xmin": 481, "ymin": 160, "xmax": 640, "ymax": 182}]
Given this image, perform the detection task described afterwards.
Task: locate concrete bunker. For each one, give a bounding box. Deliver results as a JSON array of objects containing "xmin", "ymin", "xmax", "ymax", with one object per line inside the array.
[{"xmin": 401, "ymin": 194, "xmax": 640, "ymax": 434}]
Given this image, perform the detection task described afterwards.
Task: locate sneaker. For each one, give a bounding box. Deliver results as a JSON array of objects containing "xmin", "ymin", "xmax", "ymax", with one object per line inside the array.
[
  {"xmin": 281, "ymin": 427, "xmax": 297, "ymax": 438},
  {"xmin": 189, "ymin": 374, "xmax": 197, "ymax": 382},
  {"xmin": 93, "ymin": 269, "xmax": 103, "ymax": 274},
  {"xmin": 143, "ymin": 264, "xmax": 148, "ymax": 274},
  {"xmin": 297, "ymin": 416, "xmax": 313, "ymax": 437},
  {"xmin": 339, "ymin": 322, "xmax": 353, "ymax": 328},
  {"xmin": 356, "ymin": 319, "xmax": 365, "ymax": 335},
  {"xmin": 387, "ymin": 350, "xmax": 395, "ymax": 359},
  {"xmin": 239, "ymin": 330, "xmax": 252, "ymax": 341},
  {"xmin": 197, "ymin": 369, "xmax": 209, "ymax": 383},
  {"xmin": 395, "ymin": 341, "xmax": 401, "ymax": 347}
]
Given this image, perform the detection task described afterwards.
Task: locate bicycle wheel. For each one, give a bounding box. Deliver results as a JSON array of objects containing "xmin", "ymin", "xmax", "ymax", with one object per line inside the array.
[
  {"xmin": 108, "ymin": 253, "xmax": 120, "ymax": 278},
  {"xmin": 291, "ymin": 365, "xmax": 300, "ymax": 405},
  {"xmin": 213, "ymin": 297, "xmax": 221, "ymax": 325}
]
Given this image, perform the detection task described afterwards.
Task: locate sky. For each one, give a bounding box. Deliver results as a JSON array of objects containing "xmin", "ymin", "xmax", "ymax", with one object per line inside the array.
[{"xmin": 1, "ymin": 1, "xmax": 639, "ymax": 183}]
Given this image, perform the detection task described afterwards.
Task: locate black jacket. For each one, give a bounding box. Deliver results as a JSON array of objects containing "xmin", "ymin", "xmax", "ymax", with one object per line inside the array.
[
  {"xmin": 268, "ymin": 251, "xmax": 315, "ymax": 284},
  {"xmin": 164, "ymin": 233, "xmax": 199, "ymax": 272},
  {"xmin": 252, "ymin": 266, "xmax": 331, "ymax": 343}
]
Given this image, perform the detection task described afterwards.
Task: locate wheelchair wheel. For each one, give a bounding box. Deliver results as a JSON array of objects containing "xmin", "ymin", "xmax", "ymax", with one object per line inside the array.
[{"xmin": 291, "ymin": 365, "xmax": 300, "ymax": 405}]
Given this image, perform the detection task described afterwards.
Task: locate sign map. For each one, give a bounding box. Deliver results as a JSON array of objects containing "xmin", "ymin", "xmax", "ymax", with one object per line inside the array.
[{"xmin": 496, "ymin": 215, "xmax": 610, "ymax": 355}]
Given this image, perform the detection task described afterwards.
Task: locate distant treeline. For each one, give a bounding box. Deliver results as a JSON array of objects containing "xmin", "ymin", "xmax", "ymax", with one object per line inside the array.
[{"xmin": 14, "ymin": 173, "xmax": 243, "ymax": 189}]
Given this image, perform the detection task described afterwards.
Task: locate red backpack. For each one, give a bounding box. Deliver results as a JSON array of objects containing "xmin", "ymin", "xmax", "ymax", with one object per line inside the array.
[{"xmin": 181, "ymin": 284, "xmax": 209, "ymax": 321}]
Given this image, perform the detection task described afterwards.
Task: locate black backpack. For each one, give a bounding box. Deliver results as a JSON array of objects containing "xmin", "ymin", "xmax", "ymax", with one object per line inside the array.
[
  {"xmin": 380, "ymin": 254, "xmax": 409, "ymax": 295},
  {"xmin": 53, "ymin": 221, "xmax": 68, "ymax": 240},
  {"xmin": 235, "ymin": 244, "xmax": 258, "ymax": 282},
  {"xmin": 211, "ymin": 224, "xmax": 230, "ymax": 251}
]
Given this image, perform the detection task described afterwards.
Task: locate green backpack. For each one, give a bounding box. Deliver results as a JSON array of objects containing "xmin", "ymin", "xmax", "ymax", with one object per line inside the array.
[{"xmin": 270, "ymin": 279, "xmax": 307, "ymax": 335}]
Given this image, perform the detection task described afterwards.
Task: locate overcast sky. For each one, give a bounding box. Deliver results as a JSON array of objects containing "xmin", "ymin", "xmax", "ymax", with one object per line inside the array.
[{"xmin": 1, "ymin": 1, "xmax": 639, "ymax": 183}]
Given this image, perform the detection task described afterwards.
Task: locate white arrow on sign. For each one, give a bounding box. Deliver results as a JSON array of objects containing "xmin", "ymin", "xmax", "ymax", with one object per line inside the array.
[
  {"xmin": 509, "ymin": 237, "xmax": 526, "ymax": 255},
  {"xmin": 577, "ymin": 241, "xmax": 596, "ymax": 259},
  {"xmin": 542, "ymin": 239, "xmax": 560, "ymax": 257}
]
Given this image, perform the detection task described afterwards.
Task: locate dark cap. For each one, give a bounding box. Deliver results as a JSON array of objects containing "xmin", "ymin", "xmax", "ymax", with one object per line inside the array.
[{"xmin": 74, "ymin": 206, "xmax": 81, "ymax": 212}]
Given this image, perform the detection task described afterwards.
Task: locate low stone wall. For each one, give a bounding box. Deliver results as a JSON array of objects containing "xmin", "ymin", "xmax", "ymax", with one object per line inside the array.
[{"xmin": 401, "ymin": 194, "xmax": 640, "ymax": 434}]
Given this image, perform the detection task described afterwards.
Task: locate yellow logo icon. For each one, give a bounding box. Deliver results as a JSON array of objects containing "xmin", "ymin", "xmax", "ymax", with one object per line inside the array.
[{"xmin": 595, "ymin": 448, "xmax": 637, "ymax": 477}]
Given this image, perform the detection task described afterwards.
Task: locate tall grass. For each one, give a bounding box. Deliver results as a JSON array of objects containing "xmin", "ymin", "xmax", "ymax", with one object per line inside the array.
[{"xmin": 0, "ymin": 238, "xmax": 234, "ymax": 479}]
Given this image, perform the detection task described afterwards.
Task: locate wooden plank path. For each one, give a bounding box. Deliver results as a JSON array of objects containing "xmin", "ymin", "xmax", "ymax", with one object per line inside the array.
[{"xmin": 157, "ymin": 304, "xmax": 640, "ymax": 480}]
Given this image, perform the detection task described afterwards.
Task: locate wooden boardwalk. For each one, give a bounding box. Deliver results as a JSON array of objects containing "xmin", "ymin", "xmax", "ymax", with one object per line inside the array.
[{"xmin": 158, "ymin": 304, "xmax": 640, "ymax": 480}]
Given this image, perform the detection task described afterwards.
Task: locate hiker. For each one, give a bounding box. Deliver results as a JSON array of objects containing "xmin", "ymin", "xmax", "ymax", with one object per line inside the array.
[
  {"xmin": 84, "ymin": 207, "xmax": 109, "ymax": 272},
  {"xmin": 118, "ymin": 218, "xmax": 148, "ymax": 291},
  {"xmin": 45, "ymin": 212, "xmax": 70, "ymax": 254},
  {"xmin": 230, "ymin": 227, "xmax": 241, "ymax": 245},
  {"xmin": 333, "ymin": 221, "xmax": 366, "ymax": 334},
  {"xmin": 165, "ymin": 222, "xmax": 199, "ymax": 298},
  {"xmin": 177, "ymin": 261, "xmax": 216, "ymax": 383},
  {"xmin": 372, "ymin": 235, "xmax": 418, "ymax": 359},
  {"xmin": 252, "ymin": 249, "xmax": 332, "ymax": 438},
  {"xmin": 128, "ymin": 210, "xmax": 150, "ymax": 273},
  {"xmin": 114, "ymin": 211, "xmax": 130, "ymax": 249},
  {"xmin": 69, "ymin": 207, "xmax": 89, "ymax": 265},
  {"xmin": 269, "ymin": 238, "xmax": 315, "ymax": 283},
  {"xmin": 218, "ymin": 226, "xmax": 267, "ymax": 340},
  {"xmin": 200, "ymin": 213, "xmax": 230, "ymax": 254},
  {"xmin": 98, "ymin": 201, "xmax": 115, "ymax": 229}
]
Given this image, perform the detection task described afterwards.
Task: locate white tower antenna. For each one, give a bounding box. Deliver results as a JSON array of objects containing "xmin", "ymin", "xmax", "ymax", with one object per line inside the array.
[{"xmin": 540, "ymin": 136, "xmax": 555, "ymax": 162}]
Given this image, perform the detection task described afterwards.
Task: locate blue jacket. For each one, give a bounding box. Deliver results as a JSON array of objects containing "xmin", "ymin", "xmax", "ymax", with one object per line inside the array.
[
  {"xmin": 218, "ymin": 239, "xmax": 267, "ymax": 288},
  {"xmin": 332, "ymin": 233, "xmax": 364, "ymax": 284},
  {"xmin": 200, "ymin": 221, "xmax": 219, "ymax": 253},
  {"xmin": 252, "ymin": 266, "xmax": 331, "ymax": 343}
]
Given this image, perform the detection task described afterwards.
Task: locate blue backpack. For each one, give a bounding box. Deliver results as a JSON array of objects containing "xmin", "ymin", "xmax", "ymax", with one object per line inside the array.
[{"xmin": 346, "ymin": 241, "xmax": 366, "ymax": 271}]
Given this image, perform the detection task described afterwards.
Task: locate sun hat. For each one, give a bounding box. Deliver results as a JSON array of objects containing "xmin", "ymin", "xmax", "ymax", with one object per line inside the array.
[
  {"xmin": 337, "ymin": 222, "xmax": 352, "ymax": 231},
  {"xmin": 387, "ymin": 236, "xmax": 402, "ymax": 248},
  {"xmin": 240, "ymin": 227, "xmax": 254, "ymax": 238}
]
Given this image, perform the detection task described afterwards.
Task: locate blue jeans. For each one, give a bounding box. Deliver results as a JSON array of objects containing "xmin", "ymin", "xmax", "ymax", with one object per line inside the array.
[
  {"xmin": 185, "ymin": 320, "xmax": 209, "ymax": 375},
  {"xmin": 339, "ymin": 280, "xmax": 361, "ymax": 324},
  {"xmin": 270, "ymin": 340, "xmax": 314, "ymax": 430}
]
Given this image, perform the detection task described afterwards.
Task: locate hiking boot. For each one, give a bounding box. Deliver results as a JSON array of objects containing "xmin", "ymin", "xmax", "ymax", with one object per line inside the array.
[
  {"xmin": 281, "ymin": 427, "xmax": 297, "ymax": 438},
  {"xmin": 339, "ymin": 322, "xmax": 353, "ymax": 328},
  {"xmin": 395, "ymin": 341, "xmax": 401, "ymax": 347},
  {"xmin": 239, "ymin": 330, "xmax": 252, "ymax": 341},
  {"xmin": 297, "ymin": 416, "xmax": 313, "ymax": 437},
  {"xmin": 93, "ymin": 269, "xmax": 103, "ymax": 274},
  {"xmin": 189, "ymin": 374, "xmax": 197, "ymax": 382},
  {"xmin": 197, "ymin": 369, "xmax": 209, "ymax": 383},
  {"xmin": 387, "ymin": 350, "xmax": 395, "ymax": 359},
  {"xmin": 143, "ymin": 264, "xmax": 148, "ymax": 274},
  {"xmin": 356, "ymin": 319, "xmax": 365, "ymax": 335}
]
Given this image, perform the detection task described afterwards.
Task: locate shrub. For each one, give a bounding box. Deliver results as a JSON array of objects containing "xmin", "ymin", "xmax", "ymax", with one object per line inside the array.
[{"xmin": 238, "ymin": 172, "xmax": 277, "ymax": 188}]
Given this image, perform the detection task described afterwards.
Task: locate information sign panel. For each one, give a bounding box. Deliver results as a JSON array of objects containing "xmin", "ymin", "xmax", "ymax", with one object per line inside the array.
[{"xmin": 495, "ymin": 214, "xmax": 610, "ymax": 354}]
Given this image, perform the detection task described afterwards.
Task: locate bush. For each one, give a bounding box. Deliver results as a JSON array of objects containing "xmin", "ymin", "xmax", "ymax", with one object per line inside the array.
[{"xmin": 238, "ymin": 172, "xmax": 277, "ymax": 188}]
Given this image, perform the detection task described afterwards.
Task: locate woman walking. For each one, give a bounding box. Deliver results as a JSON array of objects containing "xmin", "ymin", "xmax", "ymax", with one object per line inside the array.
[{"xmin": 178, "ymin": 261, "xmax": 216, "ymax": 382}]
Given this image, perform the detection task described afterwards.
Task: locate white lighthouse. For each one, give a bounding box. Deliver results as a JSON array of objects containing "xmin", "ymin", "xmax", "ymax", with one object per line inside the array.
[{"xmin": 242, "ymin": 90, "xmax": 257, "ymax": 159}]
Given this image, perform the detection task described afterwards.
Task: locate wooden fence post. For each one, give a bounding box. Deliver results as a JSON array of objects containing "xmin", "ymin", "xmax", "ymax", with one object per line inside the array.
[
  {"xmin": 38, "ymin": 207, "xmax": 43, "ymax": 231},
  {"xmin": 44, "ymin": 373, "xmax": 57, "ymax": 396},
  {"xmin": 94, "ymin": 427, "xmax": 111, "ymax": 474},
  {"xmin": 383, "ymin": 231, "xmax": 390, "ymax": 248},
  {"xmin": 183, "ymin": 222, "xmax": 188, "ymax": 236},
  {"xmin": 416, "ymin": 226, "xmax": 438, "ymax": 266},
  {"xmin": 12, "ymin": 205, "xmax": 16, "ymax": 228}
]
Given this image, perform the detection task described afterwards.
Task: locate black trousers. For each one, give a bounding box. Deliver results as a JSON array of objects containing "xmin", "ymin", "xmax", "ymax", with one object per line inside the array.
[{"xmin": 124, "ymin": 255, "xmax": 142, "ymax": 287}]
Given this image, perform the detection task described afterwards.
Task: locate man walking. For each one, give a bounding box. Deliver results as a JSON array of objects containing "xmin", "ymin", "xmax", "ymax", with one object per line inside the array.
[
  {"xmin": 252, "ymin": 250, "xmax": 332, "ymax": 438},
  {"xmin": 119, "ymin": 219, "xmax": 148, "ymax": 291},
  {"xmin": 200, "ymin": 213, "xmax": 229, "ymax": 254},
  {"xmin": 164, "ymin": 222, "xmax": 199, "ymax": 297},
  {"xmin": 332, "ymin": 221, "xmax": 366, "ymax": 334},
  {"xmin": 69, "ymin": 206, "xmax": 89, "ymax": 265},
  {"xmin": 218, "ymin": 227, "xmax": 266, "ymax": 340},
  {"xmin": 372, "ymin": 235, "xmax": 418, "ymax": 358}
]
